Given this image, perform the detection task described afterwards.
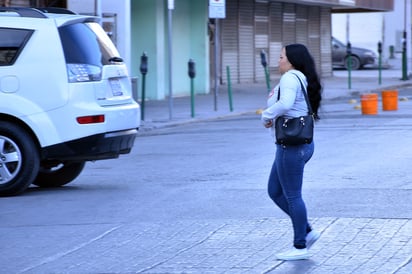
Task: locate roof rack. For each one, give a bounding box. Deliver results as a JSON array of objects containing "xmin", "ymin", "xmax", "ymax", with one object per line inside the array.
[
  {"xmin": 0, "ymin": 7, "xmax": 76, "ymax": 18},
  {"xmin": 37, "ymin": 7, "xmax": 77, "ymax": 15},
  {"xmin": 0, "ymin": 7, "xmax": 47, "ymax": 18}
]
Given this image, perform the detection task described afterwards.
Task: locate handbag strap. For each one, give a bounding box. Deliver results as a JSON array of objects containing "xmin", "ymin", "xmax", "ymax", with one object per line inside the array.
[{"xmin": 292, "ymin": 73, "xmax": 313, "ymax": 115}]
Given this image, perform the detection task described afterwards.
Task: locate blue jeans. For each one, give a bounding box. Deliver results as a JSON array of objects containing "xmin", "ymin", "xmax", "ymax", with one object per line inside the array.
[{"xmin": 267, "ymin": 142, "xmax": 314, "ymax": 248}]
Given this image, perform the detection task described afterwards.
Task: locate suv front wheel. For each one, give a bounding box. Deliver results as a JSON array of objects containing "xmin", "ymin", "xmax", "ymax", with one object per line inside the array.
[{"xmin": 0, "ymin": 122, "xmax": 40, "ymax": 196}]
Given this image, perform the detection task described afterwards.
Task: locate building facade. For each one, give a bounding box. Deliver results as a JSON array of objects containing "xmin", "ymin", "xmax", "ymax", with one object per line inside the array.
[
  {"xmin": 220, "ymin": 0, "xmax": 332, "ymax": 85},
  {"xmin": 1, "ymin": 0, "xmax": 393, "ymax": 100}
]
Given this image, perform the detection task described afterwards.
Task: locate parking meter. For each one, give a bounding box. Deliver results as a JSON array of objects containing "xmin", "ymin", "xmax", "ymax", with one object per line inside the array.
[
  {"xmin": 346, "ymin": 42, "xmax": 352, "ymax": 55},
  {"xmin": 139, "ymin": 52, "xmax": 148, "ymax": 120},
  {"xmin": 260, "ymin": 50, "xmax": 271, "ymax": 92},
  {"xmin": 346, "ymin": 42, "xmax": 352, "ymax": 67},
  {"xmin": 260, "ymin": 50, "xmax": 267, "ymax": 68},
  {"xmin": 188, "ymin": 59, "xmax": 196, "ymax": 117},
  {"xmin": 188, "ymin": 59, "xmax": 196, "ymax": 79},
  {"xmin": 140, "ymin": 52, "xmax": 148, "ymax": 75}
]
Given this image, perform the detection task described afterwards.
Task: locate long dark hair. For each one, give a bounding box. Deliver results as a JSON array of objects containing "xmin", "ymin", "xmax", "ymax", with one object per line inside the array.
[{"xmin": 285, "ymin": 44, "xmax": 322, "ymax": 119}]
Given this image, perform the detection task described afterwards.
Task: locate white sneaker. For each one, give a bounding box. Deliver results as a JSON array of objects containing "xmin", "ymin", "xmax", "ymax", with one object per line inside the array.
[
  {"xmin": 306, "ymin": 230, "xmax": 320, "ymax": 249},
  {"xmin": 275, "ymin": 247, "xmax": 310, "ymax": 261}
]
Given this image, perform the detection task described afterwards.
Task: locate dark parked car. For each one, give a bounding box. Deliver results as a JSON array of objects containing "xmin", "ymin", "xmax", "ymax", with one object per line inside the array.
[{"xmin": 332, "ymin": 37, "xmax": 377, "ymax": 70}]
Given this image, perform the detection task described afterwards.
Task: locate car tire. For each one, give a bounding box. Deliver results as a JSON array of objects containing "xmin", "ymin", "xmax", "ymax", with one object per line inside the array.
[
  {"xmin": 0, "ymin": 122, "xmax": 40, "ymax": 196},
  {"xmin": 32, "ymin": 161, "xmax": 86, "ymax": 188},
  {"xmin": 344, "ymin": 55, "xmax": 361, "ymax": 70}
]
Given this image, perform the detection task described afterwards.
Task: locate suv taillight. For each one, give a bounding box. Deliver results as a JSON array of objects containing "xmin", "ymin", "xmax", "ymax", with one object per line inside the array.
[{"xmin": 67, "ymin": 64, "xmax": 102, "ymax": 83}]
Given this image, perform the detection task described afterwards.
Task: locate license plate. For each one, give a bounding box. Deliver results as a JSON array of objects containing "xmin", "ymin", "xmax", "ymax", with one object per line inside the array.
[{"xmin": 109, "ymin": 79, "xmax": 124, "ymax": 96}]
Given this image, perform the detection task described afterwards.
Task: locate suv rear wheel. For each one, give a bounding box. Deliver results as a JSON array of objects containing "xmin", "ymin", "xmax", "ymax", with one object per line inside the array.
[
  {"xmin": 0, "ymin": 122, "xmax": 40, "ymax": 196},
  {"xmin": 33, "ymin": 161, "xmax": 85, "ymax": 188}
]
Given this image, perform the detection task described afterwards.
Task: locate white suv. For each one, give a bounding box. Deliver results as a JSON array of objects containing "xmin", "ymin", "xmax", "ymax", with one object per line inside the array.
[{"xmin": 0, "ymin": 7, "xmax": 140, "ymax": 196}]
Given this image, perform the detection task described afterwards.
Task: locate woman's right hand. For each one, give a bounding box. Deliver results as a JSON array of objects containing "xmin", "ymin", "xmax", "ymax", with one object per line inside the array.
[{"xmin": 263, "ymin": 119, "xmax": 273, "ymax": 128}]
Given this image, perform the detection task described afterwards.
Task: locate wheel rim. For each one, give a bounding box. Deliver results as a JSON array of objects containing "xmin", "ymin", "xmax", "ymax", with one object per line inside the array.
[
  {"xmin": 351, "ymin": 59, "xmax": 359, "ymax": 70},
  {"xmin": 0, "ymin": 136, "xmax": 22, "ymax": 185},
  {"xmin": 346, "ymin": 57, "xmax": 360, "ymax": 70}
]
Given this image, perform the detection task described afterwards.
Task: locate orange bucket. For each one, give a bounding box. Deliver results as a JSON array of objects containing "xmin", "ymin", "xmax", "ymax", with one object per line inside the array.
[
  {"xmin": 381, "ymin": 90, "xmax": 398, "ymax": 111},
  {"xmin": 360, "ymin": 93, "xmax": 378, "ymax": 115}
]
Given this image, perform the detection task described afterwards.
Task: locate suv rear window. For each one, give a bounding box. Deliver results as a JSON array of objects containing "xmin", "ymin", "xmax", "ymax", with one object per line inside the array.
[
  {"xmin": 58, "ymin": 22, "xmax": 121, "ymax": 67},
  {"xmin": 0, "ymin": 27, "xmax": 33, "ymax": 66}
]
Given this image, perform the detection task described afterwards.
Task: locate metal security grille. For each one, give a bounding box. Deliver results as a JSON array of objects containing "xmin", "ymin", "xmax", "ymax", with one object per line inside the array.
[
  {"xmin": 308, "ymin": 6, "xmax": 321, "ymax": 75},
  {"xmin": 221, "ymin": 0, "xmax": 331, "ymax": 84},
  {"xmin": 320, "ymin": 7, "xmax": 332, "ymax": 77},
  {"xmin": 254, "ymin": 0, "xmax": 269, "ymax": 82},
  {"xmin": 296, "ymin": 5, "xmax": 308, "ymax": 46},
  {"xmin": 238, "ymin": 0, "xmax": 254, "ymax": 82},
  {"xmin": 269, "ymin": 2, "xmax": 282, "ymax": 76},
  {"xmin": 221, "ymin": 0, "xmax": 240, "ymax": 83},
  {"xmin": 282, "ymin": 3, "xmax": 296, "ymax": 46}
]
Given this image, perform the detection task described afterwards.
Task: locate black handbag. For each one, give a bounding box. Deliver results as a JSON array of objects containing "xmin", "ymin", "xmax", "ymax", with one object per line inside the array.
[{"xmin": 275, "ymin": 74, "xmax": 314, "ymax": 146}]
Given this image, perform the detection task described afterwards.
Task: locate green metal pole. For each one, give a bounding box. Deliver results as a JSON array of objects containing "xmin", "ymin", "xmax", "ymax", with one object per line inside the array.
[
  {"xmin": 378, "ymin": 54, "xmax": 382, "ymax": 85},
  {"xmin": 226, "ymin": 66, "xmax": 233, "ymax": 112},
  {"xmin": 347, "ymin": 56, "xmax": 352, "ymax": 89},
  {"xmin": 347, "ymin": 42, "xmax": 352, "ymax": 90},
  {"xmin": 402, "ymin": 50, "xmax": 408, "ymax": 80},
  {"xmin": 402, "ymin": 34, "xmax": 408, "ymax": 80},
  {"xmin": 141, "ymin": 75, "xmax": 146, "ymax": 121},
  {"xmin": 264, "ymin": 66, "xmax": 271, "ymax": 93},
  {"xmin": 190, "ymin": 78, "xmax": 195, "ymax": 118},
  {"xmin": 188, "ymin": 59, "xmax": 196, "ymax": 117}
]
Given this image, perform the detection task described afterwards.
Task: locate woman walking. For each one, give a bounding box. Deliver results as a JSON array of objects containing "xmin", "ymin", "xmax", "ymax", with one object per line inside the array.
[{"xmin": 261, "ymin": 44, "xmax": 322, "ymax": 261}]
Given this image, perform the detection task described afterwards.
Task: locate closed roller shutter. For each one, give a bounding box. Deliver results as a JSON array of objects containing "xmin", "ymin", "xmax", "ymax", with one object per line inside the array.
[
  {"xmin": 269, "ymin": 2, "xmax": 282, "ymax": 76},
  {"xmin": 221, "ymin": 0, "xmax": 332, "ymax": 84},
  {"xmin": 254, "ymin": 0, "xmax": 269, "ymax": 82},
  {"xmin": 221, "ymin": 0, "xmax": 239, "ymax": 83},
  {"xmin": 238, "ymin": 0, "xmax": 254, "ymax": 82},
  {"xmin": 320, "ymin": 7, "xmax": 332, "ymax": 77},
  {"xmin": 296, "ymin": 5, "xmax": 308, "ymax": 45},
  {"xmin": 308, "ymin": 6, "xmax": 321, "ymax": 76},
  {"xmin": 282, "ymin": 3, "xmax": 295, "ymax": 46}
]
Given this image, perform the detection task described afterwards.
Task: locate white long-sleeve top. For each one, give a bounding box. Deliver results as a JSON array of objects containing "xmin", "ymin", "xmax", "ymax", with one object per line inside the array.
[{"xmin": 261, "ymin": 69, "xmax": 309, "ymax": 122}]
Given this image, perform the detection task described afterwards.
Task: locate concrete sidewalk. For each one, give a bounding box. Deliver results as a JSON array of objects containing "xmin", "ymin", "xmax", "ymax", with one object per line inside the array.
[
  {"xmin": 138, "ymin": 58, "xmax": 412, "ymax": 131},
  {"xmin": 130, "ymin": 217, "xmax": 412, "ymax": 274}
]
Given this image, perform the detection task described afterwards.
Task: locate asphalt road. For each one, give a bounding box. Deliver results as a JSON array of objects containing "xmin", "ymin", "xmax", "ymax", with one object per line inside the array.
[{"xmin": 1, "ymin": 94, "xmax": 412, "ymax": 273}]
